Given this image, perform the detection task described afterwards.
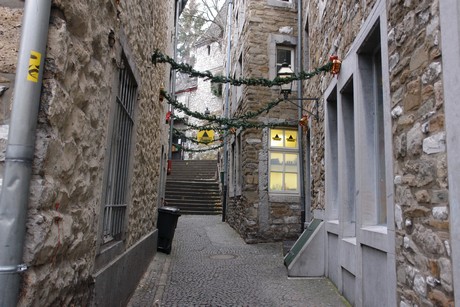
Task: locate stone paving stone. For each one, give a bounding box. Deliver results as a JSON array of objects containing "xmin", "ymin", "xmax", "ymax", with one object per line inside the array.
[{"xmin": 128, "ymin": 215, "xmax": 349, "ymax": 307}]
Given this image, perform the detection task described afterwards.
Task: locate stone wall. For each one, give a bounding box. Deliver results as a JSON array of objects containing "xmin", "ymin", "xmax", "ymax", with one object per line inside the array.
[
  {"xmin": 225, "ymin": 0, "xmax": 301, "ymax": 243},
  {"xmin": 303, "ymin": 0, "xmax": 377, "ymax": 212},
  {"xmin": 0, "ymin": 0, "xmax": 172, "ymax": 305},
  {"xmin": 387, "ymin": 0, "xmax": 453, "ymax": 305},
  {"xmin": 303, "ymin": 0, "xmax": 453, "ymax": 305}
]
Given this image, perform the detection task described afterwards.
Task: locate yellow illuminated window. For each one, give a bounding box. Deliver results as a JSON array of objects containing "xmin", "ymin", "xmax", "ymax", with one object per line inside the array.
[
  {"xmin": 270, "ymin": 129, "xmax": 298, "ymax": 148},
  {"xmin": 269, "ymin": 128, "xmax": 299, "ymax": 193}
]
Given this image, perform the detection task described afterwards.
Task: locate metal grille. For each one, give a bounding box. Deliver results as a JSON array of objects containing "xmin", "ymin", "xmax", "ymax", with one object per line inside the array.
[{"xmin": 103, "ymin": 54, "xmax": 137, "ymax": 243}]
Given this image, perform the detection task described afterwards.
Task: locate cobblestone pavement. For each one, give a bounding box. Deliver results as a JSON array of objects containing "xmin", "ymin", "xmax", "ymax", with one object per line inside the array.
[{"xmin": 128, "ymin": 215, "xmax": 348, "ymax": 307}]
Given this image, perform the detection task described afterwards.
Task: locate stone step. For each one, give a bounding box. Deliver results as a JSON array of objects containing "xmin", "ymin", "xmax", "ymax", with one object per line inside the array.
[
  {"xmin": 165, "ymin": 187, "xmax": 220, "ymax": 194},
  {"xmin": 168, "ymin": 175, "xmax": 218, "ymax": 181},
  {"xmin": 165, "ymin": 202, "xmax": 221, "ymax": 214},
  {"xmin": 168, "ymin": 176, "xmax": 218, "ymax": 182},
  {"xmin": 166, "ymin": 180, "xmax": 219, "ymax": 186},
  {"xmin": 165, "ymin": 194, "xmax": 220, "ymax": 203},
  {"xmin": 165, "ymin": 159, "xmax": 220, "ymax": 215},
  {"xmin": 166, "ymin": 186, "xmax": 219, "ymax": 192},
  {"xmin": 166, "ymin": 197, "xmax": 221, "ymax": 204},
  {"xmin": 169, "ymin": 203, "xmax": 222, "ymax": 209},
  {"xmin": 178, "ymin": 210, "xmax": 222, "ymax": 215},
  {"xmin": 172, "ymin": 205, "xmax": 222, "ymax": 214},
  {"xmin": 166, "ymin": 185, "xmax": 219, "ymax": 192}
]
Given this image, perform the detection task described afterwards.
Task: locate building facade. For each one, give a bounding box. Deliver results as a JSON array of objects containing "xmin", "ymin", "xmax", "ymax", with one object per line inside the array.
[
  {"xmin": 0, "ymin": 0, "xmax": 177, "ymax": 305},
  {"xmin": 298, "ymin": 0, "xmax": 458, "ymax": 305},
  {"xmin": 225, "ymin": 0, "xmax": 304, "ymax": 243},
  {"xmin": 225, "ymin": 0, "xmax": 460, "ymax": 305},
  {"xmin": 175, "ymin": 24, "xmax": 224, "ymax": 161}
]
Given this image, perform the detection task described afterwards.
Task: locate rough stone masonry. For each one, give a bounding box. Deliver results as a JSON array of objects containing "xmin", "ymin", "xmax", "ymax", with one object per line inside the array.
[{"xmin": 0, "ymin": 0, "xmax": 172, "ymax": 305}]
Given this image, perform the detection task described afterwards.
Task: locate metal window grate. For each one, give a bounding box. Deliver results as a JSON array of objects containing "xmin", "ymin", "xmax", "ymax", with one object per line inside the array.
[{"xmin": 103, "ymin": 54, "xmax": 137, "ymax": 243}]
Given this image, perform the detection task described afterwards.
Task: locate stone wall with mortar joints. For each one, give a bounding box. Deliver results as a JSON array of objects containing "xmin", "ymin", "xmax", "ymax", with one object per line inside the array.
[
  {"xmin": 0, "ymin": 0, "xmax": 172, "ymax": 305},
  {"xmin": 303, "ymin": 0, "xmax": 452, "ymax": 305},
  {"xmin": 226, "ymin": 0, "xmax": 301, "ymax": 242},
  {"xmin": 116, "ymin": 0, "xmax": 173, "ymax": 248},
  {"xmin": 303, "ymin": 0, "xmax": 377, "ymax": 212},
  {"xmin": 387, "ymin": 0, "xmax": 453, "ymax": 305}
]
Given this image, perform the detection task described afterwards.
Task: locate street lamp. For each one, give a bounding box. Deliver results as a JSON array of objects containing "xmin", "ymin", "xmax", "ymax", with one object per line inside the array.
[
  {"xmin": 277, "ymin": 61, "xmax": 294, "ymax": 100},
  {"xmin": 277, "ymin": 61, "xmax": 319, "ymax": 120}
]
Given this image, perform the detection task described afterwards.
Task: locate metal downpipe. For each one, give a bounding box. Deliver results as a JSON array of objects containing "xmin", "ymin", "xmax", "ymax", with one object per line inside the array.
[
  {"xmin": 296, "ymin": 0, "xmax": 307, "ymax": 231},
  {"xmin": 222, "ymin": 0, "xmax": 233, "ymax": 222},
  {"xmin": 0, "ymin": 1, "xmax": 52, "ymax": 306},
  {"xmin": 168, "ymin": 0, "xmax": 181, "ymax": 167}
]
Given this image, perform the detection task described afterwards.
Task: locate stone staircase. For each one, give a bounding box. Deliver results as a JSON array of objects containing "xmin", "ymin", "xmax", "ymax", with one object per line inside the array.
[{"xmin": 165, "ymin": 160, "xmax": 222, "ymax": 215}]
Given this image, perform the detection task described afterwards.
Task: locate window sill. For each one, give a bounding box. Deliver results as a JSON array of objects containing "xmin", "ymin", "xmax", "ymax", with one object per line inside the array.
[
  {"xmin": 340, "ymin": 237, "xmax": 357, "ymax": 274},
  {"xmin": 326, "ymin": 219, "xmax": 339, "ymax": 234},
  {"xmin": 268, "ymin": 193, "xmax": 301, "ymax": 203},
  {"xmin": 359, "ymin": 225, "xmax": 388, "ymax": 252},
  {"xmin": 342, "ymin": 237, "xmax": 357, "ymax": 245},
  {"xmin": 267, "ymin": 0, "xmax": 295, "ymax": 9}
]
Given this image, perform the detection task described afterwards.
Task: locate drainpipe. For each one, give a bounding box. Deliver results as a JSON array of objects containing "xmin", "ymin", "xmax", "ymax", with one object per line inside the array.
[
  {"xmin": 296, "ymin": 0, "xmax": 307, "ymax": 231},
  {"xmin": 167, "ymin": 0, "xmax": 182, "ymax": 174},
  {"xmin": 0, "ymin": 1, "xmax": 52, "ymax": 306},
  {"xmin": 222, "ymin": 0, "xmax": 233, "ymax": 222}
]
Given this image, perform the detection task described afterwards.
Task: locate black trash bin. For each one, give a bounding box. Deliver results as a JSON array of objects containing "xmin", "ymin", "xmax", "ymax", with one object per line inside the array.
[{"xmin": 157, "ymin": 206, "xmax": 181, "ymax": 254}]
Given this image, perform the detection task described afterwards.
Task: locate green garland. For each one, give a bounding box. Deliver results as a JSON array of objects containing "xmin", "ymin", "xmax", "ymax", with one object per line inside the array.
[
  {"xmin": 153, "ymin": 49, "xmax": 330, "ymax": 152},
  {"xmin": 152, "ymin": 49, "xmax": 332, "ymax": 87},
  {"xmin": 164, "ymin": 91, "xmax": 295, "ymax": 129},
  {"xmin": 173, "ymin": 128, "xmax": 227, "ymax": 144},
  {"xmin": 234, "ymin": 98, "xmax": 284, "ymax": 120},
  {"xmin": 171, "ymin": 96, "xmax": 285, "ymax": 127},
  {"xmin": 179, "ymin": 120, "xmax": 226, "ymax": 132},
  {"xmin": 173, "ymin": 142, "xmax": 224, "ymax": 152}
]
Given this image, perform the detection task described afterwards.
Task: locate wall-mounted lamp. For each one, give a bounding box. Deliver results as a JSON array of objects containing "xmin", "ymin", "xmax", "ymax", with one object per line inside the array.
[
  {"xmin": 278, "ymin": 61, "xmax": 294, "ymax": 100},
  {"xmin": 277, "ymin": 64, "xmax": 319, "ymax": 120},
  {"xmin": 204, "ymin": 107, "xmax": 210, "ymax": 116}
]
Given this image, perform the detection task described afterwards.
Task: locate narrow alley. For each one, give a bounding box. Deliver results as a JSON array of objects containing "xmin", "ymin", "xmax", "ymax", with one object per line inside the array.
[{"xmin": 128, "ymin": 215, "xmax": 348, "ymax": 306}]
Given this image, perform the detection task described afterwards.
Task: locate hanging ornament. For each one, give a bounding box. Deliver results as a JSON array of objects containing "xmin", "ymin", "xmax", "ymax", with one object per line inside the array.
[
  {"xmin": 166, "ymin": 111, "xmax": 172, "ymax": 124},
  {"xmin": 329, "ymin": 55, "xmax": 342, "ymax": 76},
  {"xmin": 299, "ymin": 115, "xmax": 309, "ymax": 127},
  {"xmin": 299, "ymin": 115, "xmax": 309, "ymax": 132}
]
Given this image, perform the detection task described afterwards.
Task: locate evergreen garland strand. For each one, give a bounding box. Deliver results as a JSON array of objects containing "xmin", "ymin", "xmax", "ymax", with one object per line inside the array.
[
  {"xmin": 152, "ymin": 49, "xmax": 332, "ymax": 152},
  {"xmin": 173, "ymin": 128, "xmax": 227, "ymax": 144},
  {"xmin": 178, "ymin": 120, "xmax": 226, "ymax": 132},
  {"xmin": 174, "ymin": 142, "xmax": 225, "ymax": 152},
  {"xmin": 163, "ymin": 91, "xmax": 296, "ymax": 130},
  {"xmin": 234, "ymin": 98, "xmax": 284, "ymax": 120},
  {"xmin": 162, "ymin": 91, "xmax": 297, "ymax": 131},
  {"xmin": 152, "ymin": 49, "xmax": 332, "ymax": 87}
]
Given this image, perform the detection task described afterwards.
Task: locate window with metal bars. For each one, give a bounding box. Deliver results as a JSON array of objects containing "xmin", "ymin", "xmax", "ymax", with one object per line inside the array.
[{"xmin": 102, "ymin": 53, "xmax": 138, "ymax": 243}]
